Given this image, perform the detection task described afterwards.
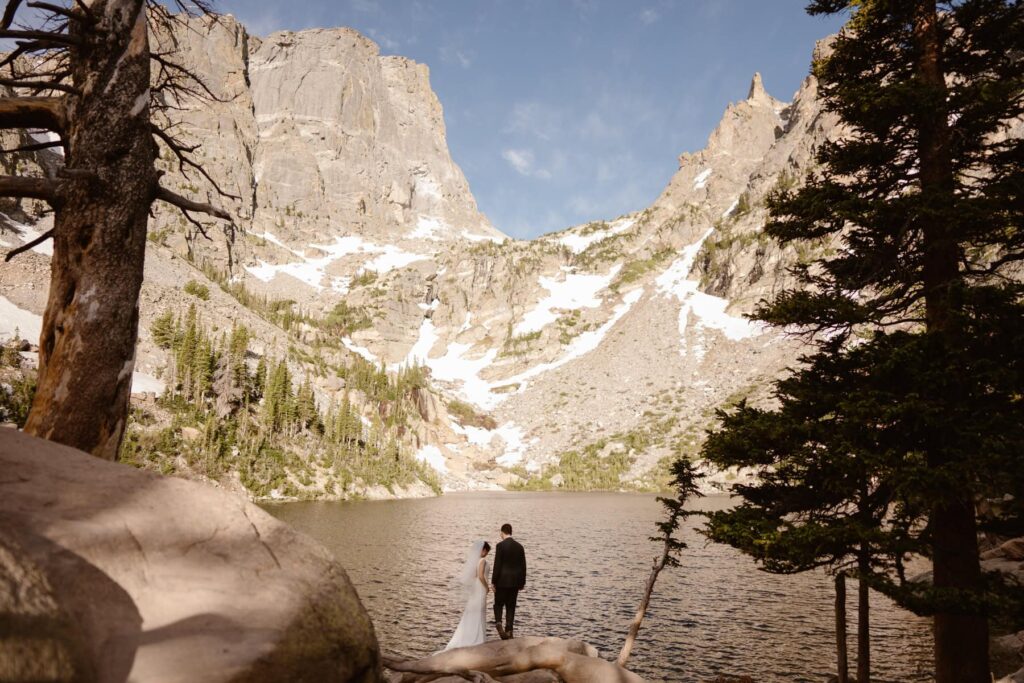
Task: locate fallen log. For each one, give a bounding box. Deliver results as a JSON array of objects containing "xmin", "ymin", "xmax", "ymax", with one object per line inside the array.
[{"xmin": 383, "ymin": 637, "xmax": 646, "ymax": 683}]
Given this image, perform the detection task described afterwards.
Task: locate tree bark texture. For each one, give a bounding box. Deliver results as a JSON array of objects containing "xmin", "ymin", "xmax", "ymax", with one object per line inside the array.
[
  {"xmin": 835, "ymin": 573, "xmax": 849, "ymax": 683},
  {"xmin": 24, "ymin": 0, "xmax": 157, "ymax": 460},
  {"xmin": 912, "ymin": 3, "xmax": 989, "ymax": 681},
  {"xmin": 857, "ymin": 550, "xmax": 870, "ymax": 683}
]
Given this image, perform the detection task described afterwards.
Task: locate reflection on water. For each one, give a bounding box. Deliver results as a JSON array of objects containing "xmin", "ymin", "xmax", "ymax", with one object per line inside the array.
[{"xmin": 264, "ymin": 492, "xmax": 934, "ymax": 682}]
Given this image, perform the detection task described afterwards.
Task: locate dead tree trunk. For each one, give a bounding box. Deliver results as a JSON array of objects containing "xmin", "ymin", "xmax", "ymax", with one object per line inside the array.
[
  {"xmin": 23, "ymin": 0, "xmax": 156, "ymax": 459},
  {"xmin": 1, "ymin": 0, "xmax": 231, "ymax": 459},
  {"xmin": 617, "ymin": 544, "xmax": 670, "ymax": 668}
]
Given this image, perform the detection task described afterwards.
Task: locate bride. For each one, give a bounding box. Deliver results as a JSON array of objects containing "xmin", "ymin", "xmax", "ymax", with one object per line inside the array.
[{"xmin": 444, "ymin": 540, "xmax": 491, "ymax": 650}]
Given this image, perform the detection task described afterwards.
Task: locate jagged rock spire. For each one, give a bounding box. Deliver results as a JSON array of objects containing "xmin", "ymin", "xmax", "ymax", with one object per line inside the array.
[{"xmin": 747, "ymin": 72, "xmax": 768, "ymax": 102}]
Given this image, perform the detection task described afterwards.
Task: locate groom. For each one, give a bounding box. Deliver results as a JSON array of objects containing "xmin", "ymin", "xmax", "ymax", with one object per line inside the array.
[{"xmin": 491, "ymin": 522, "xmax": 526, "ymax": 640}]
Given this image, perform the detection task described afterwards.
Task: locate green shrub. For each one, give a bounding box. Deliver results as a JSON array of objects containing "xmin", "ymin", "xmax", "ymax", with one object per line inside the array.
[
  {"xmin": 447, "ymin": 399, "xmax": 497, "ymax": 430},
  {"xmin": 183, "ymin": 280, "xmax": 210, "ymax": 300}
]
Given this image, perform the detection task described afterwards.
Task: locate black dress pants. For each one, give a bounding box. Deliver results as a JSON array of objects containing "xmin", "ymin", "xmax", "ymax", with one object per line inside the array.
[{"xmin": 493, "ymin": 587, "xmax": 519, "ymax": 631}]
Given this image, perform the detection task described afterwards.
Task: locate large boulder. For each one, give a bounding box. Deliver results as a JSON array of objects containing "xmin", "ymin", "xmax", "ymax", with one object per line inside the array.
[
  {"xmin": 0, "ymin": 429, "xmax": 380, "ymax": 682},
  {"xmin": 0, "ymin": 524, "xmax": 141, "ymax": 683}
]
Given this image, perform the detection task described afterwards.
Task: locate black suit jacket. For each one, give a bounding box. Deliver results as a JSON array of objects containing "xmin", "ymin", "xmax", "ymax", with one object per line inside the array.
[{"xmin": 491, "ymin": 537, "xmax": 526, "ymax": 589}]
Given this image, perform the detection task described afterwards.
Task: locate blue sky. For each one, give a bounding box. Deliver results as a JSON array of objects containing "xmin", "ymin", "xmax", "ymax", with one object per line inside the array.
[{"xmin": 216, "ymin": 1, "xmax": 847, "ymax": 239}]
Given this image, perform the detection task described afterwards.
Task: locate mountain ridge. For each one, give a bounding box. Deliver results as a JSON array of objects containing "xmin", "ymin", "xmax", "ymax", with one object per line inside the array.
[{"xmin": 1, "ymin": 16, "xmax": 840, "ymax": 498}]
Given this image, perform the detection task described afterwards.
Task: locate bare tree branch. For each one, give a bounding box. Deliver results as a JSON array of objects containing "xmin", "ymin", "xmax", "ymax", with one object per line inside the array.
[
  {"xmin": 0, "ymin": 95, "xmax": 64, "ymax": 131},
  {"xmin": 151, "ymin": 123, "xmax": 241, "ymax": 201},
  {"xmin": 1, "ymin": 0, "xmax": 23, "ymax": 30},
  {"xmin": 0, "ymin": 138, "xmax": 61, "ymax": 153},
  {"xmin": 0, "ymin": 29, "xmax": 79, "ymax": 45},
  {"xmin": 26, "ymin": 1, "xmax": 95, "ymax": 24},
  {"xmin": 156, "ymin": 185, "xmax": 231, "ymax": 221},
  {"xmin": 0, "ymin": 174, "xmax": 56, "ymax": 200},
  {"xmin": 149, "ymin": 51, "xmax": 228, "ymax": 103},
  {"xmin": 0, "ymin": 77, "xmax": 77, "ymax": 94},
  {"xmin": 4, "ymin": 226, "xmax": 51, "ymax": 261}
]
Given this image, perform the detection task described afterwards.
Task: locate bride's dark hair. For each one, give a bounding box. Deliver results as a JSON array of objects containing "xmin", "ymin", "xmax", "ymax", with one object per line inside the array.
[{"xmin": 482, "ymin": 542, "xmax": 491, "ymax": 553}]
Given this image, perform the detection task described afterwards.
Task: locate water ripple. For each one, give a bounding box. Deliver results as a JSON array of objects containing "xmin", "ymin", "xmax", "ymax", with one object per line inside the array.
[{"xmin": 265, "ymin": 492, "xmax": 933, "ymax": 682}]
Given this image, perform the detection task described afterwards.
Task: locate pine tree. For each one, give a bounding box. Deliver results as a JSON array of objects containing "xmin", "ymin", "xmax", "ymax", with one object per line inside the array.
[
  {"xmin": 702, "ymin": 342, "xmax": 926, "ymax": 683},
  {"xmin": 150, "ymin": 310, "xmax": 177, "ymax": 350},
  {"xmin": 295, "ymin": 377, "xmax": 319, "ymax": 433},
  {"xmin": 253, "ymin": 355, "xmax": 267, "ymax": 401},
  {"xmin": 704, "ymin": 2, "xmax": 1024, "ymax": 681}
]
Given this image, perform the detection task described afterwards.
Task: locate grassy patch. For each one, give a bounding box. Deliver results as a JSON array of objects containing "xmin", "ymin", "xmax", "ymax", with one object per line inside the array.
[
  {"xmin": 183, "ymin": 280, "xmax": 210, "ymax": 300},
  {"xmin": 610, "ymin": 248, "xmax": 675, "ymax": 291},
  {"xmin": 447, "ymin": 398, "xmax": 497, "ymax": 430},
  {"xmin": 501, "ymin": 329, "xmax": 542, "ymax": 357}
]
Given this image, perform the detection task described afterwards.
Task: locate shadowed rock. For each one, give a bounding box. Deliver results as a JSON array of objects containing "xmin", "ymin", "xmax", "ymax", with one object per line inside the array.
[
  {"xmin": 0, "ymin": 429, "xmax": 381, "ymax": 682},
  {"xmin": 0, "ymin": 524, "xmax": 141, "ymax": 683}
]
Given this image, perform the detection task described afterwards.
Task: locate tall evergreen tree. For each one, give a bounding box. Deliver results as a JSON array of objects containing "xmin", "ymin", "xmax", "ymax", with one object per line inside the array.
[
  {"xmin": 702, "ymin": 2, "xmax": 1024, "ymax": 681},
  {"xmin": 703, "ymin": 342, "xmax": 927, "ymax": 683}
]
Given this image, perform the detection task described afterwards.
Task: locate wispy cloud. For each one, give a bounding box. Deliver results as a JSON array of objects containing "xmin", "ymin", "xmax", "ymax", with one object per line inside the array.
[
  {"xmin": 502, "ymin": 148, "xmax": 553, "ymax": 180},
  {"xmin": 440, "ymin": 44, "xmax": 473, "ymax": 68},
  {"xmin": 505, "ymin": 102, "xmax": 562, "ymax": 141},
  {"xmin": 502, "ymin": 148, "xmax": 535, "ymax": 176},
  {"xmin": 640, "ymin": 8, "xmax": 660, "ymax": 25},
  {"xmin": 366, "ymin": 28, "xmax": 400, "ymax": 51},
  {"xmin": 578, "ymin": 111, "xmax": 619, "ymax": 140}
]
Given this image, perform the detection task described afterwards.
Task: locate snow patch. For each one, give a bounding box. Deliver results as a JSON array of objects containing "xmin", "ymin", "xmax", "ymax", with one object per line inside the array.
[
  {"xmin": 246, "ymin": 232, "xmax": 428, "ymax": 289},
  {"xmin": 450, "ymin": 421, "xmax": 536, "ymax": 468},
  {"xmin": 504, "ymin": 288, "xmax": 644, "ymax": 390},
  {"xmin": 409, "ymin": 216, "xmax": 447, "ymax": 241},
  {"xmin": 0, "ymin": 297, "xmax": 164, "ymax": 396},
  {"xmin": 414, "ymin": 176, "xmax": 442, "ymax": 201},
  {"xmin": 131, "ymin": 372, "xmax": 165, "ymax": 396},
  {"xmin": 722, "ymin": 198, "xmax": 740, "ymax": 218},
  {"xmin": 493, "ymin": 423, "xmax": 535, "ymax": 466},
  {"xmin": 27, "ymin": 131, "xmax": 63, "ymax": 157},
  {"xmin": 414, "ymin": 444, "xmax": 448, "ymax": 474},
  {"xmin": 0, "ymin": 296, "xmax": 42, "ymax": 342},
  {"xmin": 401, "ymin": 285, "xmax": 643, "ymax": 410},
  {"xmin": 656, "ymin": 228, "xmax": 764, "ymax": 355},
  {"xmin": 460, "ymin": 230, "xmax": 505, "ymax": 243},
  {"xmin": 342, "ymin": 337, "xmax": 378, "ymax": 362},
  {"xmin": 1, "ymin": 218, "xmax": 53, "ymax": 256},
  {"xmin": 693, "ymin": 168, "xmax": 713, "ymax": 190},
  {"xmin": 404, "ymin": 319, "xmax": 501, "ymax": 408},
  {"xmin": 513, "ymin": 264, "xmax": 621, "ymax": 335},
  {"xmin": 362, "ymin": 246, "xmax": 428, "ymax": 273},
  {"xmin": 555, "ymin": 217, "xmax": 635, "ymax": 255}
]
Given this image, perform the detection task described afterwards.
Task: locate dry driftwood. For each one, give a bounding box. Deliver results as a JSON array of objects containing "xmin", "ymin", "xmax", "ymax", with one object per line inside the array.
[{"xmin": 384, "ymin": 637, "xmax": 646, "ymax": 683}]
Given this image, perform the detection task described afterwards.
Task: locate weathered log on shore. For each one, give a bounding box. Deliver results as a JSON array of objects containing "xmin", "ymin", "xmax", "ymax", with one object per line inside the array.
[{"xmin": 383, "ymin": 637, "xmax": 646, "ymax": 683}]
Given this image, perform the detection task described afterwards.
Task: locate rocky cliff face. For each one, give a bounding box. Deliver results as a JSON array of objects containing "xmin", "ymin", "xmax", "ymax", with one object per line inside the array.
[
  {"xmin": 150, "ymin": 15, "xmax": 500, "ymax": 287},
  {"xmin": 0, "ymin": 17, "xmax": 847, "ymax": 496}
]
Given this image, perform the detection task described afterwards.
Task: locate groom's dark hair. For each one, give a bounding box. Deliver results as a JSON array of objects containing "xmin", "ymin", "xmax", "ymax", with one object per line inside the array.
[{"xmin": 501, "ymin": 523, "xmax": 513, "ymax": 535}]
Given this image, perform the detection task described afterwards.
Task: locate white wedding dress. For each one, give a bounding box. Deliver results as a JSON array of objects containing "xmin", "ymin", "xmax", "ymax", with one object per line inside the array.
[{"xmin": 444, "ymin": 541, "xmax": 489, "ymax": 650}]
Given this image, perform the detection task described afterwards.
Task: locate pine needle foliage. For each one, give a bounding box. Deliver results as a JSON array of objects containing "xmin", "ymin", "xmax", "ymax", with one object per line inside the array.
[
  {"xmin": 701, "ymin": 2, "xmax": 1024, "ymax": 681},
  {"xmin": 120, "ymin": 307, "xmax": 440, "ymax": 498}
]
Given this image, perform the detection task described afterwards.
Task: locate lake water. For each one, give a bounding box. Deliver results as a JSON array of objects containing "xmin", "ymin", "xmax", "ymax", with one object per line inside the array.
[{"xmin": 265, "ymin": 492, "xmax": 934, "ymax": 682}]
